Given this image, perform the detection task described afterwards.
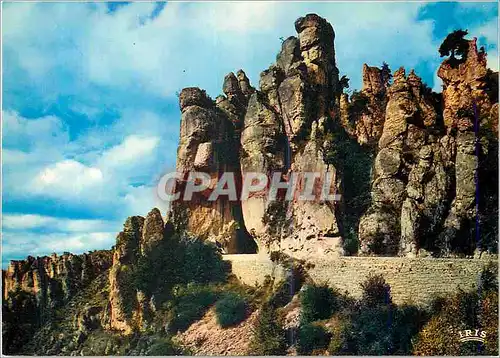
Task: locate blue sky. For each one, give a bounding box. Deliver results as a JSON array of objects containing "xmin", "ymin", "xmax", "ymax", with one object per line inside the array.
[{"xmin": 2, "ymin": 1, "xmax": 498, "ymax": 265}]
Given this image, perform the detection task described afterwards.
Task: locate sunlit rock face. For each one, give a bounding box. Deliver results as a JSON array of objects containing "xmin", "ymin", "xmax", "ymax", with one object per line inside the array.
[
  {"xmin": 169, "ymin": 14, "xmax": 344, "ymax": 257},
  {"xmin": 2, "ymin": 250, "xmax": 112, "ymax": 318},
  {"xmin": 170, "ymin": 16, "xmax": 498, "ymax": 259},
  {"xmin": 359, "ymin": 38, "xmax": 498, "ymax": 257},
  {"xmin": 171, "ymin": 84, "xmax": 256, "ymax": 254}
]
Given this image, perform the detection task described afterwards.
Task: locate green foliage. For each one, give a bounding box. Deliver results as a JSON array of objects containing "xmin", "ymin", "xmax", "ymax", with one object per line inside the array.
[
  {"xmin": 267, "ymin": 257, "xmax": 307, "ymax": 308},
  {"xmin": 182, "ymin": 238, "xmax": 228, "ymax": 284},
  {"xmin": 147, "ymin": 337, "xmax": 183, "ymax": 355},
  {"xmin": 262, "ymin": 201, "xmax": 292, "ymax": 239},
  {"xmin": 324, "ymin": 121, "xmax": 373, "ymax": 247},
  {"xmin": 328, "ymin": 275, "xmax": 427, "ymax": 355},
  {"xmin": 300, "ymin": 284, "xmax": 339, "ymax": 324},
  {"xmin": 249, "ymin": 302, "xmax": 288, "ymax": 355},
  {"xmin": 167, "ymin": 284, "xmax": 219, "ymax": 333},
  {"xmin": 381, "ymin": 61, "xmax": 392, "ymax": 84},
  {"xmin": 360, "ymin": 274, "xmax": 392, "ymax": 306},
  {"xmin": 133, "ymin": 235, "xmax": 227, "ymax": 305},
  {"xmin": 439, "ymin": 29, "xmax": 469, "ymax": 66},
  {"xmin": 478, "ymin": 122, "xmax": 499, "ymax": 254},
  {"xmin": 2, "ymin": 288, "xmax": 39, "ymax": 355},
  {"xmin": 413, "ymin": 288, "xmax": 498, "ymax": 356},
  {"xmin": 343, "ymin": 228, "xmax": 359, "ymax": 256},
  {"xmin": 215, "ymin": 292, "xmax": 248, "ymax": 328},
  {"xmin": 297, "ymin": 323, "xmax": 331, "ymax": 355},
  {"xmin": 115, "ymin": 264, "xmax": 138, "ymax": 320},
  {"xmin": 348, "ymin": 90, "xmax": 370, "ymax": 118},
  {"xmin": 339, "ymin": 75, "xmax": 350, "ymax": 90}
]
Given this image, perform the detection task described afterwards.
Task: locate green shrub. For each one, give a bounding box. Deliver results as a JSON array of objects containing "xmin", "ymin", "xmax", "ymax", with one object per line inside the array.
[
  {"xmin": 249, "ymin": 302, "xmax": 287, "ymax": 355},
  {"xmin": 327, "ymin": 313, "xmax": 353, "ymax": 355},
  {"xmin": 148, "ymin": 337, "xmax": 183, "ymax": 355},
  {"xmin": 413, "ymin": 289, "xmax": 498, "ymax": 356},
  {"xmin": 2, "ymin": 288, "xmax": 39, "ymax": 354},
  {"xmin": 215, "ymin": 293, "xmax": 248, "ymax": 328},
  {"xmin": 323, "ymin": 121, "xmax": 373, "ymax": 241},
  {"xmin": 327, "ymin": 277, "xmax": 426, "ymax": 355},
  {"xmin": 348, "ymin": 90, "xmax": 370, "ymax": 118},
  {"xmin": 300, "ymin": 284, "xmax": 338, "ymax": 323},
  {"xmin": 360, "ymin": 274, "xmax": 392, "ymax": 306},
  {"xmin": 343, "ymin": 228, "xmax": 359, "ymax": 256},
  {"xmin": 180, "ymin": 238, "xmax": 228, "ymax": 284},
  {"xmin": 297, "ymin": 323, "xmax": 331, "ymax": 355},
  {"xmin": 133, "ymin": 235, "xmax": 227, "ymax": 305},
  {"xmin": 167, "ymin": 285, "xmax": 218, "ymax": 333}
]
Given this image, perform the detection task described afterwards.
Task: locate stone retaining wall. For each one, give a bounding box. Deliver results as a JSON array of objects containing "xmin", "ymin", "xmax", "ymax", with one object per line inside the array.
[{"xmin": 223, "ymin": 254, "xmax": 497, "ymax": 305}]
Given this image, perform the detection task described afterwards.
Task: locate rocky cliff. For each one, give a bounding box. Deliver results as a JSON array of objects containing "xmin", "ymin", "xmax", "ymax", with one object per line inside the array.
[
  {"xmin": 172, "ymin": 14, "xmax": 345, "ymax": 258},
  {"xmin": 3, "ymin": 250, "xmax": 112, "ymax": 312},
  {"xmin": 2, "ymin": 250, "xmax": 112, "ymax": 353},
  {"xmin": 170, "ymin": 15, "xmax": 498, "ymax": 259},
  {"xmin": 359, "ymin": 38, "xmax": 498, "ymax": 257}
]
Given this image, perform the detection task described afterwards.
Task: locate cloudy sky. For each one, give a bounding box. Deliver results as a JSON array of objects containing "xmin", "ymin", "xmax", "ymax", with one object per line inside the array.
[{"xmin": 2, "ymin": 1, "xmax": 498, "ymax": 265}]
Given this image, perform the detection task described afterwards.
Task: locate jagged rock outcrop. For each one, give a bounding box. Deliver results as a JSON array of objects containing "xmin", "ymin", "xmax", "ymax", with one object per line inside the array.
[
  {"xmin": 359, "ymin": 37, "xmax": 498, "ymax": 257},
  {"xmin": 108, "ymin": 216, "xmax": 144, "ymax": 333},
  {"xmin": 358, "ymin": 67, "xmax": 447, "ymax": 256},
  {"xmin": 171, "ymin": 85, "xmax": 256, "ymax": 254},
  {"xmin": 108, "ymin": 210, "xmax": 167, "ymax": 333},
  {"xmin": 171, "ymin": 14, "xmax": 344, "ymax": 256},
  {"xmin": 2, "ymin": 250, "xmax": 112, "ymax": 312},
  {"xmin": 341, "ymin": 64, "xmax": 390, "ymax": 146},
  {"xmin": 437, "ymin": 38, "xmax": 498, "ymax": 255}
]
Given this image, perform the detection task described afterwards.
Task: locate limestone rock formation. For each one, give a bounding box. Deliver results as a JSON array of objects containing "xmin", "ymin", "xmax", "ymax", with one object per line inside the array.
[
  {"xmin": 108, "ymin": 210, "xmax": 167, "ymax": 333},
  {"xmin": 171, "ymin": 85, "xmax": 256, "ymax": 254},
  {"xmin": 2, "ymin": 250, "xmax": 112, "ymax": 312},
  {"xmin": 359, "ymin": 37, "xmax": 498, "ymax": 257},
  {"xmin": 437, "ymin": 38, "xmax": 498, "ymax": 255},
  {"xmin": 171, "ymin": 14, "xmax": 344, "ymax": 257}
]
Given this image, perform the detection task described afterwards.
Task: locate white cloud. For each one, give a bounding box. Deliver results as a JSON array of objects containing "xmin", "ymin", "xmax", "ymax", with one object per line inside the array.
[
  {"xmin": 3, "ymin": 111, "xmax": 167, "ymax": 221},
  {"xmin": 2, "ymin": 214, "xmax": 117, "ymax": 233},
  {"xmin": 2, "ymin": 231, "xmax": 117, "ymax": 263},
  {"xmin": 1, "ymin": 1, "xmax": 443, "ymax": 96},
  {"xmin": 97, "ymin": 135, "xmax": 159, "ymax": 169},
  {"xmin": 2, "ymin": 110, "xmax": 69, "ymax": 150},
  {"xmin": 32, "ymin": 160, "xmax": 104, "ymax": 195}
]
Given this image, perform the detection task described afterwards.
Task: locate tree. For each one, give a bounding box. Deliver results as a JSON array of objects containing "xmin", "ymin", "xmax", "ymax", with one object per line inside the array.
[
  {"xmin": 381, "ymin": 62, "xmax": 392, "ymax": 84},
  {"xmin": 339, "ymin": 75, "xmax": 350, "ymax": 90},
  {"xmin": 439, "ymin": 29, "xmax": 469, "ymax": 62}
]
